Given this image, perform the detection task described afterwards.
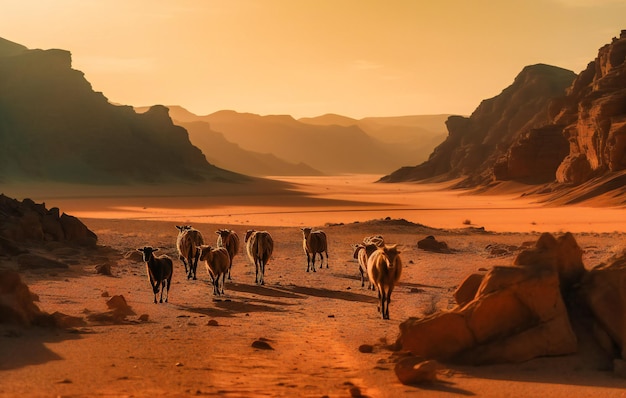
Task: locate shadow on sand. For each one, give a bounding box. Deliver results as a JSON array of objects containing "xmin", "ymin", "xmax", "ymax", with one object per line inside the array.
[{"xmin": 0, "ymin": 327, "xmax": 83, "ymax": 371}]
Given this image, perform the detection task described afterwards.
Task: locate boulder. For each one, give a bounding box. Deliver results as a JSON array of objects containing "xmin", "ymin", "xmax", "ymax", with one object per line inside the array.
[
  {"xmin": 417, "ymin": 236, "xmax": 450, "ymax": 253},
  {"xmin": 397, "ymin": 232, "xmax": 578, "ymax": 364},
  {"xmin": 0, "ymin": 270, "xmax": 46, "ymax": 325},
  {"xmin": 394, "ymin": 356, "xmax": 442, "ymax": 385},
  {"xmin": 513, "ymin": 232, "xmax": 585, "ymax": 292},
  {"xmin": 453, "ymin": 273, "xmax": 485, "ymax": 306},
  {"xmin": 581, "ymin": 251, "xmax": 626, "ymax": 359}
]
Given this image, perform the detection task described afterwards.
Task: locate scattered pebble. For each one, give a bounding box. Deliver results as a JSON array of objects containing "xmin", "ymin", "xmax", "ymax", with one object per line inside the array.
[
  {"xmin": 138, "ymin": 314, "xmax": 149, "ymax": 322},
  {"xmin": 358, "ymin": 344, "xmax": 374, "ymax": 353},
  {"xmin": 57, "ymin": 379, "xmax": 72, "ymax": 384},
  {"xmin": 252, "ymin": 340, "xmax": 274, "ymax": 350},
  {"xmin": 175, "ymin": 362, "xmax": 184, "ymax": 367},
  {"xmin": 207, "ymin": 319, "xmax": 219, "ymax": 326}
]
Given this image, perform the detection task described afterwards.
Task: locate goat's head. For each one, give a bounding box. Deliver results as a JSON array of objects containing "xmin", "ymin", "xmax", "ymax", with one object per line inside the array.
[{"xmin": 137, "ymin": 246, "xmax": 159, "ymax": 261}]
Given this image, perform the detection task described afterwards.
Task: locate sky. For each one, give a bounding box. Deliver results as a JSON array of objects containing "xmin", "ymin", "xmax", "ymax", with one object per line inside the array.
[{"xmin": 0, "ymin": 1, "xmax": 624, "ymax": 119}]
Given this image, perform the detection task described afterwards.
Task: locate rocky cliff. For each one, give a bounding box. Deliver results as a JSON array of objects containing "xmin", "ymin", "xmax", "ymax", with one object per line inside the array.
[
  {"xmin": 0, "ymin": 38, "xmax": 241, "ymax": 184},
  {"xmin": 380, "ymin": 64, "xmax": 577, "ymax": 185},
  {"xmin": 381, "ymin": 30, "xmax": 626, "ymax": 201},
  {"xmin": 552, "ymin": 31, "xmax": 626, "ymax": 185}
]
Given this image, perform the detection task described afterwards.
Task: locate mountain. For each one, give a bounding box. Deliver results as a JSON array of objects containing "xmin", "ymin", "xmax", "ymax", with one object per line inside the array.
[
  {"xmin": 158, "ymin": 106, "xmax": 448, "ymax": 175},
  {"xmin": 177, "ymin": 120, "xmax": 324, "ymax": 176},
  {"xmin": 0, "ymin": 38, "xmax": 242, "ymax": 184},
  {"xmin": 380, "ymin": 64, "xmax": 578, "ymax": 185},
  {"xmin": 381, "ymin": 30, "xmax": 626, "ymax": 204}
]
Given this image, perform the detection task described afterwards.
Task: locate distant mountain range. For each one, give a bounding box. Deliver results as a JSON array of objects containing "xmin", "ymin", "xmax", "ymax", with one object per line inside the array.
[
  {"xmin": 136, "ymin": 106, "xmax": 449, "ymax": 176},
  {"xmin": 381, "ymin": 30, "xmax": 626, "ymax": 205}
]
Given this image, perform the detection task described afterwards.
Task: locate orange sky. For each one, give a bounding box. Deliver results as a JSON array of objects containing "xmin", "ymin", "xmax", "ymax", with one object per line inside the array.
[{"xmin": 1, "ymin": 1, "xmax": 624, "ymax": 119}]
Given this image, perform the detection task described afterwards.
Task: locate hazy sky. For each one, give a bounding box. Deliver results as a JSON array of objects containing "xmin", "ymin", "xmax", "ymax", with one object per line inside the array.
[{"xmin": 1, "ymin": 1, "xmax": 624, "ymax": 118}]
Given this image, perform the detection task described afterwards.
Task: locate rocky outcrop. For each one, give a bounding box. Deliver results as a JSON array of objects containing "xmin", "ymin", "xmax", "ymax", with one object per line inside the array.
[
  {"xmin": 0, "ymin": 37, "xmax": 242, "ymax": 184},
  {"xmin": 397, "ymin": 232, "xmax": 585, "ymax": 365},
  {"xmin": 553, "ymin": 31, "xmax": 626, "ymax": 185},
  {"xmin": 0, "ymin": 270, "xmax": 51, "ymax": 326},
  {"xmin": 382, "ymin": 30, "xmax": 626, "ymax": 203},
  {"xmin": 380, "ymin": 64, "xmax": 577, "ymax": 186},
  {"xmin": 0, "ymin": 194, "xmax": 97, "ymax": 247}
]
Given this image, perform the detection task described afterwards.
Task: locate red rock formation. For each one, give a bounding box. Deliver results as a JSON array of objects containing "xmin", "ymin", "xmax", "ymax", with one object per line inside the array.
[
  {"xmin": 380, "ymin": 64, "xmax": 576, "ymax": 186},
  {"xmin": 554, "ymin": 30, "xmax": 626, "ymax": 184},
  {"xmin": 397, "ymin": 232, "xmax": 585, "ymax": 365}
]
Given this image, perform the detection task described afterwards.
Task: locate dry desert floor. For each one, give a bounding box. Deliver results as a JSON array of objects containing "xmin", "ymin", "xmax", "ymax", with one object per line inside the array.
[{"xmin": 2, "ymin": 175, "xmax": 626, "ymax": 397}]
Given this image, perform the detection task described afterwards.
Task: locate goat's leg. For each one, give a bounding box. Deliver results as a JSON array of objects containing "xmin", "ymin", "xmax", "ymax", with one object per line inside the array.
[{"xmin": 325, "ymin": 251, "xmax": 329, "ymax": 268}]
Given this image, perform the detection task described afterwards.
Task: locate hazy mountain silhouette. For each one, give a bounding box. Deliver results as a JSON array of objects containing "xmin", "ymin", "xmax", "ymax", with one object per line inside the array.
[
  {"xmin": 178, "ymin": 120, "xmax": 324, "ymax": 176},
  {"xmin": 160, "ymin": 107, "xmax": 447, "ymax": 175},
  {"xmin": 0, "ymin": 38, "xmax": 243, "ymax": 184}
]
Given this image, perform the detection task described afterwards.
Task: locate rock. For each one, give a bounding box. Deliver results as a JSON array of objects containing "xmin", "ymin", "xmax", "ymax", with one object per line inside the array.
[
  {"xmin": 0, "ymin": 270, "xmax": 46, "ymax": 326},
  {"xmin": 59, "ymin": 213, "xmax": 97, "ymax": 247},
  {"xmin": 394, "ymin": 356, "xmax": 441, "ymax": 385},
  {"xmin": 397, "ymin": 233, "xmax": 579, "ymax": 364},
  {"xmin": 417, "ymin": 236, "xmax": 450, "ymax": 253},
  {"xmin": 555, "ymin": 31, "xmax": 626, "ymax": 184},
  {"xmin": 106, "ymin": 295, "xmax": 135, "ymax": 321},
  {"xmin": 124, "ymin": 250, "xmax": 144, "ymax": 262},
  {"xmin": 453, "ymin": 273, "xmax": 485, "ymax": 306},
  {"xmin": 380, "ymin": 64, "xmax": 576, "ymax": 186},
  {"xmin": 207, "ymin": 319, "xmax": 219, "ymax": 326},
  {"xmin": 581, "ymin": 250, "xmax": 626, "ymax": 359},
  {"xmin": 358, "ymin": 344, "xmax": 374, "ymax": 353},
  {"xmin": 95, "ymin": 263, "xmax": 112, "ymax": 276},
  {"xmin": 138, "ymin": 314, "xmax": 149, "ymax": 322},
  {"xmin": 0, "ymin": 236, "xmax": 27, "ymax": 256},
  {"xmin": 252, "ymin": 340, "xmax": 274, "ymax": 350},
  {"xmin": 513, "ymin": 232, "xmax": 585, "ymax": 292}
]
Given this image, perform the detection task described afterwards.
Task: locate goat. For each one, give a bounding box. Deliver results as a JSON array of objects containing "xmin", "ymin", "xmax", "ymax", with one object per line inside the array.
[
  {"xmin": 352, "ymin": 242, "xmax": 378, "ymax": 290},
  {"xmin": 175, "ymin": 225, "xmax": 204, "ymax": 280},
  {"xmin": 216, "ymin": 228, "xmax": 240, "ymax": 280},
  {"xmin": 367, "ymin": 245, "xmax": 402, "ymax": 319},
  {"xmin": 301, "ymin": 227, "xmax": 329, "ymax": 272},
  {"xmin": 137, "ymin": 246, "xmax": 173, "ymax": 304},
  {"xmin": 363, "ymin": 235, "xmax": 385, "ymax": 248},
  {"xmin": 197, "ymin": 245, "xmax": 230, "ymax": 296},
  {"xmin": 245, "ymin": 230, "xmax": 274, "ymax": 285}
]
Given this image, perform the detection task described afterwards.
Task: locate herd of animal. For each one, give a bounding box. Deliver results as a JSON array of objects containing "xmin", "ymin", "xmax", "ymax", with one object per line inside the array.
[{"xmin": 138, "ymin": 226, "xmax": 403, "ymax": 319}]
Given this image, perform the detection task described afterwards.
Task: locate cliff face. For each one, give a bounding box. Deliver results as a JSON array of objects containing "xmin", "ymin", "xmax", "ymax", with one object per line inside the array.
[
  {"xmin": 381, "ymin": 30, "xmax": 626, "ymax": 198},
  {"xmin": 0, "ymin": 38, "xmax": 239, "ymax": 184},
  {"xmin": 553, "ymin": 31, "xmax": 626, "ymax": 185},
  {"xmin": 380, "ymin": 64, "xmax": 577, "ymax": 185}
]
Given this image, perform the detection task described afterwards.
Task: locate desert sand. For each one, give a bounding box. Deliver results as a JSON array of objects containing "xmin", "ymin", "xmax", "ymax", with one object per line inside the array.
[{"xmin": 2, "ymin": 175, "xmax": 626, "ymax": 397}]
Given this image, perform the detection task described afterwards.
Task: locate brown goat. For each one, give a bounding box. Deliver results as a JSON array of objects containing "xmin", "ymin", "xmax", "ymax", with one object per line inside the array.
[
  {"xmin": 216, "ymin": 229, "xmax": 240, "ymax": 280},
  {"xmin": 137, "ymin": 246, "xmax": 173, "ymax": 304},
  {"xmin": 301, "ymin": 227, "xmax": 329, "ymax": 272},
  {"xmin": 245, "ymin": 230, "xmax": 274, "ymax": 285},
  {"xmin": 367, "ymin": 245, "xmax": 402, "ymax": 319},
  {"xmin": 352, "ymin": 243, "xmax": 378, "ymax": 289},
  {"xmin": 197, "ymin": 245, "xmax": 230, "ymax": 296},
  {"xmin": 176, "ymin": 225, "xmax": 204, "ymax": 280}
]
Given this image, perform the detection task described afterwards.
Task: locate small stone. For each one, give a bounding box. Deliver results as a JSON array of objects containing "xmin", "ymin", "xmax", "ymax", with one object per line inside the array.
[
  {"xmin": 138, "ymin": 314, "xmax": 149, "ymax": 322},
  {"xmin": 207, "ymin": 319, "xmax": 219, "ymax": 326},
  {"xmin": 395, "ymin": 357, "xmax": 441, "ymax": 385},
  {"xmin": 175, "ymin": 362, "xmax": 184, "ymax": 367},
  {"xmin": 358, "ymin": 344, "xmax": 374, "ymax": 353},
  {"xmin": 252, "ymin": 340, "xmax": 274, "ymax": 350},
  {"xmin": 101, "ymin": 291, "xmax": 110, "ymax": 297}
]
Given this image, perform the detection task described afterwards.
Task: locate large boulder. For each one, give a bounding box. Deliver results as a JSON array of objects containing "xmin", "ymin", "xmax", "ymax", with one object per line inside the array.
[
  {"xmin": 513, "ymin": 232, "xmax": 585, "ymax": 293},
  {"xmin": 581, "ymin": 251, "xmax": 626, "ymax": 359},
  {"xmin": 397, "ymin": 232, "xmax": 579, "ymax": 364}
]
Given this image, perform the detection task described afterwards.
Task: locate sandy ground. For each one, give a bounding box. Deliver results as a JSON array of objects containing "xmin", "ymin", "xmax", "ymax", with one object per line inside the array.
[{"xmin": 2, "ymin": 175, "xmax": 626, "ymax": 397}]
